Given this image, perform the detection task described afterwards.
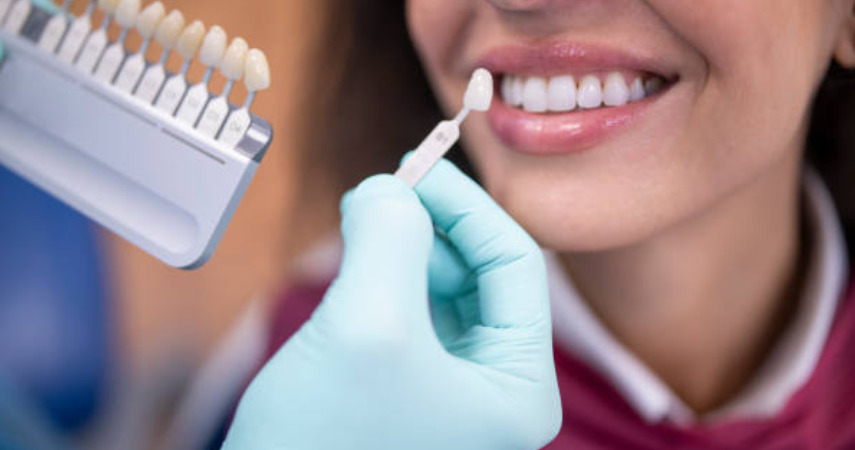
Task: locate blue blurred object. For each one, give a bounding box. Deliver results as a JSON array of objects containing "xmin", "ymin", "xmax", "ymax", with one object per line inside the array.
[{"xmin": 0, "ymin": 163, "xmax": 111, "ymax": 432}]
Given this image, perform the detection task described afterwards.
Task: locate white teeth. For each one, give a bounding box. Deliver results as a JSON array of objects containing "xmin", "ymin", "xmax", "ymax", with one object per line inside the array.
[
  {"xmin": 244, "ymin": 48, "xmax": 271, "ymax": 92},
  {"xmin": 115, "ymin": 0, "xmax": 141, "ymax": 29},
  {"xmin": 547, "ymin": 75, "xmax": 576, "ymax": 112},
  {"xmin": 630, "ymin": 77, "xmax": 645, "ymax": 102},
  {"xmin": 136, "ymin": 1, "xmax": 164, "ymax": 39},
  {"xmin": 603, "ymin": 73, "xmax": 629, "ymax": 107},
  {"xmin": 511, "ymin": 77, "xmax": 524, "ymax": 106},
  {"xmin": 199, "ymin": 25, "xmax": 227, "ymax": 67},
  {"xmin": 501, "ymin": 76, "xmax": 514, "ymax": 106},
  {"xmin": 221, "ymin": 37, "xmax": 249, "ymax": 80},
  {"xmin": 176, "ymin": 20, "xmax": 205, "ymax": 60},
  {"xmin": 155, "ymin": 10, "xmax": 185, "ymax": 49},
  {"xmin": 501, "ymin": 73, "xmax": 666, "ymax": 112},
  {"xmin": 577, "ymin": 75, "xmax": 603, "ymax": 109},
  {"xmin": 522, "ymin": 77, "xmax": 548, "ymax": 113}
]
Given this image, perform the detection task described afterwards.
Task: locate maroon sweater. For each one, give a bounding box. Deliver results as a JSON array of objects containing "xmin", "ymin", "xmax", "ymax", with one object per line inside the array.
[{"xmin": 263, "ymin": 270, "xmax": 855, "ymax": 449}]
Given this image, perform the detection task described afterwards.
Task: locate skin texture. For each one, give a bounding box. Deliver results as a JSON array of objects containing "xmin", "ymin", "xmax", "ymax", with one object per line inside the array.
[{"xmin": 407, "ymin": 0, "xmax": 855, "ymax": 412}]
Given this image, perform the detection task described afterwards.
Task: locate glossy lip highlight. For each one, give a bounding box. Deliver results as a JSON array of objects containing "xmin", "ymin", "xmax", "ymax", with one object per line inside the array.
[{"xmin": 475, "ymin": 42, "xmax": 679, "ymax": 156}]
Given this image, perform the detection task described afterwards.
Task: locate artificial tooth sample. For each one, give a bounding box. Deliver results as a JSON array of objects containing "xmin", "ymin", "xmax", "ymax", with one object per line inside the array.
[
  {"xmin": 176, "ymin": 25, "xmax": 226, "ymax": 124},
  {"xmin": 38, "ymin": 0, "xmax": 74, "ymax": 53},
  {"xmin": 196, "ymin": 37, "xmax": 247, "ymax": 138},
  {"xmin": 3, "ymin": 0, "xmax": 33, "ymax": 34},
  {"xmin": 577, "ymin": 75, "xmax": 603, "ymax": 109},
  {"xmin": 463, "ymin": 67, "xmax": 493, "ymax": 112},
  {"xmin": 154, "ymin": 19, "xmax": 204, "ymax": 113},
  {"xmin": 522, "ymin": 77, "xmax": 547, "ymax": 113},
  {"xmin": 629, "ymin": 78, "xmax": 645, "ymax": 102},
  {"xmin": 114, "ymin": 0, "xmax": 163, "ymax": 93},
  {"xmin": 219, "ymin": 48, "xmax": 270, "ymax": 146},
  {"xmin": 76, "ymin": 0, "xmax": 120, "ymax": 72},
  {"xmin": 134, "ymin": 8, "xmax": 183, "ymax": 103},
  {"xmin": 93, "ymin": 0, "xmax": 140, "ymax": 83},
  {"xmin": 603, "ymin": 73, "xmax": 630, "ymax": 107},
  {"xmin": 58, "ymin": 0, "xmax": 96, "ymax": 63},
  {"xmin": 547, "ymin": 75, "xmax": 576, "ymax": 112}
]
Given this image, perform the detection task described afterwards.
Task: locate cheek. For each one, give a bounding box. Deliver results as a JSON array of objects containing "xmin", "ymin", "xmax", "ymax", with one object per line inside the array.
[
  {"xmin": 406, "ymin": 0, "xmax": 468, "ymax": 74},
  {"xmin": 662, "ymin": 0, "xmax": 828, "ymax": 154}
]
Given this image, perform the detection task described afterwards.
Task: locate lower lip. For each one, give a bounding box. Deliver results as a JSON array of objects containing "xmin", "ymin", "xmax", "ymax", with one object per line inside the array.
[{"xmin": 486, "ymin": 88, "xmax": 662, "ymax": 156}]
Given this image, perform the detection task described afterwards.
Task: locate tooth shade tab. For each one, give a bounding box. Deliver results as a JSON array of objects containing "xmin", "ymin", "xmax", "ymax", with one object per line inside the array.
[
  {"xmin": 98, "ymin": 0, "xmax": 119, "ymax": 13},
  {"xmin": 200, "ymin": 25, "xmax": 227, "ymax": 67},
  {"xmin": 463, "ymin": 68, "xmax": 493, "ymax": 112},
  {"xmin": 176, "ymin": 20, "xmax": 205, "ymax": 60},
  {"xmin": 136, "ymin": 1, "xmax": 164, "ymax": 38},
  {"xmin": 115, "ymin": 0, "xmax": 140, "ymax": 28},
  {"xmin": 155, "ymin": 9, "xmax": 184, "ymax": 48},
  {"xmin": 244, "ymin": 49, "xmax": 271, "ymax": 92},
  {"xmin": 221, "ymin": 37, "xmax": 249, "ymax": 80}
]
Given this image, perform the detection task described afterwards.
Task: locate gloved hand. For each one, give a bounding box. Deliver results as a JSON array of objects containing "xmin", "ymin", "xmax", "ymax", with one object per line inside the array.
[{"xmin": 223, "ymin": 159, "xmax": 561, "ymax": 450}]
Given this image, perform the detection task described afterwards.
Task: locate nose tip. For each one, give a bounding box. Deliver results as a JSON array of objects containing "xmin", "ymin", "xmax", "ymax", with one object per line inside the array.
[{"xmin": 486, "ymin": 0, "xmax": 554, "ymax": 12}]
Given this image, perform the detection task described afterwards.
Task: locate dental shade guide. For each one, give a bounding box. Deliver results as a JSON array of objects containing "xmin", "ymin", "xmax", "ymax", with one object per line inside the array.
[
  {"xmin": 134, "ymin": 7, "xmax": 181, "ymax": 102},
  {"xmin": 220, "ymin": 48, "xmax": 269, "ymax": 147},
  {"xmin": 113, "ymin": 0, "xmax": 161, "ymax": 92},
  {"xmin": 0, "ymin": 1, "xmax": 275, "ymax": 268},
  {"xmin": 395, "ymin": 68, "xmax": 493, "ymax": 187},
  {"xmin": 3, "ymin": 0, "xmax": 33, "ymax": 34},
  {"xmin": 154, "ymin": 19, "xmax": 203, "ymax": 113},
  {"xmin": 92, "ymin": 0, "xmax": 139, "ymax": 83},
  {"xmin": 175, "ymin": 24, "xmax": 225, "ymax": 125},
  {"xmin": 75, "ymin": 0, "xmax": 118, "ymax": 72},
  {"xmin": 0, "ymin": 0, "xmax": 13, "ymax": 25},
  {"xmin": 57, "ymin": 0, "xmax": 94, "ymax": 62},
  {"xmin": 196, "ymin": 36, "xmax": 245, "ymax": 138},
  {"xmin": 38, "ymin": 0, "xmax": 72, "ymax": 52}
]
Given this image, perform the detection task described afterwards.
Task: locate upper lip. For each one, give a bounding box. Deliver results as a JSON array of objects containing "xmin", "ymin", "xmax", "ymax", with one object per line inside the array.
[{"xmin": 474, "ymin": 41, "xmax": 678, "ymax": 80}]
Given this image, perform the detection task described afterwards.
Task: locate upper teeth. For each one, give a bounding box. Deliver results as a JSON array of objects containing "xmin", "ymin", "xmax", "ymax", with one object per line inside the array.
[{"xmin": 502, "ymin": 72, "xmax": 665, "ymax": 113}]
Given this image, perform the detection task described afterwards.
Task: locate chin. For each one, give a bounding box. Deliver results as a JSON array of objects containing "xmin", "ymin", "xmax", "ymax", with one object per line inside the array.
[{"xmin": 487, "ymin": 173, "xmax": 671, "ymax": 254}]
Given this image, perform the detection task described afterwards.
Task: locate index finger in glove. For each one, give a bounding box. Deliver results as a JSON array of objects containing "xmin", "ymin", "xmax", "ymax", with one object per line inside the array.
[{"xmin": 414, "ymin": 159, "xmax": 550, "ymax": 331}]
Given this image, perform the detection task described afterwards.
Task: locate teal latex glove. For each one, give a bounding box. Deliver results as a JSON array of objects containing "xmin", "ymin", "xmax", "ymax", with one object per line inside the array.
[
  {"xmin": 223, "ymin": 159, "xmax": 561, "ymax": 450},
  {"xmin": 0, "ymin": 0, "xmax": 63, "ymax": 61}
]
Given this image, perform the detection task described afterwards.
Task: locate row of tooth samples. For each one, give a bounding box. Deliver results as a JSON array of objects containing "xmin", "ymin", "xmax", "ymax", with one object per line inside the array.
[
  {"xmin": 0, "ymin": 0, "xmax": 270, "ymax": 147},
  {"xmin": 501, "ymin": 73, "xmax": 666, "ymax": 112}
]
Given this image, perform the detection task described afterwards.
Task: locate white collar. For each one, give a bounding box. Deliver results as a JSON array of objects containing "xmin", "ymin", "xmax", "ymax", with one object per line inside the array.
[{"xmin": 547, "ymin": 169, "xmax": 850, "ymax": 425}]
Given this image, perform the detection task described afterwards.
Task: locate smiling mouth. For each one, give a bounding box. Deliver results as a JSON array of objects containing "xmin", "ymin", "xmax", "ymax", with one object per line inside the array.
[
  {"xmin": 475, "ymin": 42, "xmax": 681, "ymax": 156},
  {"xmin": 499, "ymin": 71, "xmax": 671, "ymax": 113}
]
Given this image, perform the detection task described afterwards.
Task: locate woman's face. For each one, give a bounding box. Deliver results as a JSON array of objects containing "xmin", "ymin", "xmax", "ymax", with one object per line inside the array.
[{"xmin": 406, "ymin": 0, "xmax": 854, "ymax": 251}]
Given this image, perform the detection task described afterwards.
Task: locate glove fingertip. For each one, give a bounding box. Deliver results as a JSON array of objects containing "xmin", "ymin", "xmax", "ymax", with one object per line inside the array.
[
  {"xmin": 398, "ymin": 150, "xmax": 416, "ymax": 168},
  {"xmin": 339, "ymin": 189, "xmax": 355, "ymax": 217}
]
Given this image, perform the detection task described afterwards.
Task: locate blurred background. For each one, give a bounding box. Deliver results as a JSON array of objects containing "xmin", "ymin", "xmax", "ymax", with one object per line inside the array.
[{"xmin": 0, "ymin": 1, "xmax": 338, "ymax": 449}]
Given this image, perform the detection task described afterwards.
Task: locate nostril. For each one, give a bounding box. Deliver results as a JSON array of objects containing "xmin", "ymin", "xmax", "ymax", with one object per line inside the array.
[{"xmin": 486, "ymin": 0, "xmax": 554, "ymax": 12}]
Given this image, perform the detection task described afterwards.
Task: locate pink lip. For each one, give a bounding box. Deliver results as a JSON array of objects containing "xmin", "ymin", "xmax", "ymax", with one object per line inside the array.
[{"xmin": 475, "ymin": 42, "xmax": 676, "ymax": 156}]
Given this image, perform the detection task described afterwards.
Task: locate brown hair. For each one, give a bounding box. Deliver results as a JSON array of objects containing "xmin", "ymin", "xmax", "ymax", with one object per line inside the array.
[{"xmin": 294, "ymin": 2, "xmax": 854, "ymax": 260}]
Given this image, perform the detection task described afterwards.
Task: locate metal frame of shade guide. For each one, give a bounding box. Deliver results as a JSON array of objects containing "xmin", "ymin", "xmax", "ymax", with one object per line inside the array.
[{"xmin": 0, "ymin": 7, "xmax": 273, "ymax": 269}]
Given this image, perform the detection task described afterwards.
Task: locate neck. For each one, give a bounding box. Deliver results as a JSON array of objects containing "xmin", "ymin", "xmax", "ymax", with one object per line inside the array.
[{"xmin": 559, "ymin": 151, "xmax": 810, "ymax": 413}]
